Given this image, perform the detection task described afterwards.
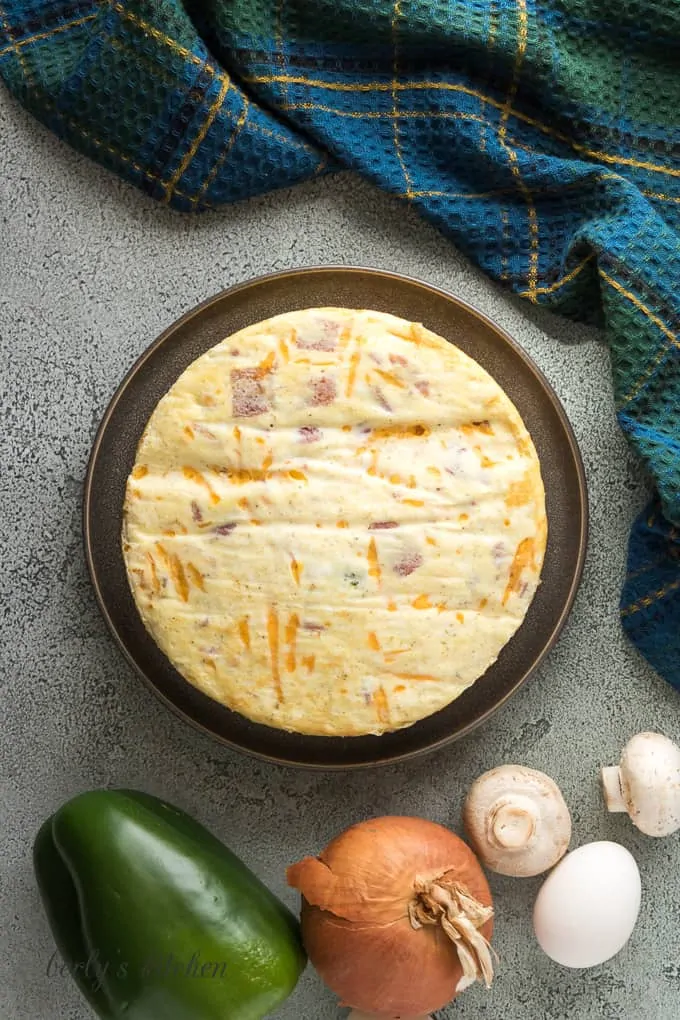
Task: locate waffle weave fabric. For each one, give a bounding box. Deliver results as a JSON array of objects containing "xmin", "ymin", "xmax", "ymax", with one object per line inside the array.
[{"xmin": 1, "ymin": 0, "xmax": 679, "ymax": 687}]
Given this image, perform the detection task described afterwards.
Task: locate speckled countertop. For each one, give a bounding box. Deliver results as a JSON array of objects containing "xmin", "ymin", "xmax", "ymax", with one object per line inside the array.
[{"xmin": 2, "ymin": 87, "xmax": 679, "ymax": 1020}]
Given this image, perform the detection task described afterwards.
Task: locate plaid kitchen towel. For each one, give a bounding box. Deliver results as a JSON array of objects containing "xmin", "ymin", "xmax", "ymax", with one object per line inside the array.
[{"xmin": 1, "ymin": 0, "xmax": 679, "ymax": 686}]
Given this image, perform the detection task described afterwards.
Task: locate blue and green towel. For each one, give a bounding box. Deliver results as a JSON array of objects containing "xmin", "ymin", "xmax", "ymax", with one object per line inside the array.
[{"xmin": 2, "ymin": 0, "xmax": 678, "ymax": 685}]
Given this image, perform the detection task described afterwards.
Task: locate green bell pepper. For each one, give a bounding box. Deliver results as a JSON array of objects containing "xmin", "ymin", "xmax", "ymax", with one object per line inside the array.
[{"xmin": 34, "ymin": 789, "xmax": 306, "ymax": 1020}]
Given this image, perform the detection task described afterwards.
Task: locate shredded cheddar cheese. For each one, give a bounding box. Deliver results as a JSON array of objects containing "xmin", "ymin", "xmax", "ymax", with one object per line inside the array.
[
  {"xmin": 346, "ymin": 349, "xmax": 361, "ymax": 397},
  {"xmin": 373, "ymin": 686, "xmax": 390, "ymax": 724},
  {"xmin": 285, "ymin": 613, "xmax": 299, "ymax": 673},
  {"xmin": 290, "ymin": 556, "xmax": 303, "ymax": 586},
  {"xmin": 267, "ymin": 607, "xmax": 282, "ymax": 702},
  {"xmin": 367, "ymin": 538, "xmax": 381, "ymax": 585},
  {"xmin": 238, "ymin": 617, "xmax": 251, "ymax": 651}
]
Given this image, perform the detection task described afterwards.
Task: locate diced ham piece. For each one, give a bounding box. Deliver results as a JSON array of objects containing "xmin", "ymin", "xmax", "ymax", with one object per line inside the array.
[
  {"xmin": 299, "ymin": 425, "xmax": 322, "ymax": 443},
  {"xmin": 193, "ymin": 422, "xmax": 217, "ymax": 439},
  {"xmin": 372, "ymin": 386, "xmax": 392, "ymax": 412},
  {"xmin": 295, "ymin": 317, "xmax": 340, "ymax": 351},
  {"xmin": 309, "ymin": 376, "xmax": 337, "ymax": 406},
  {"xmin": 393, "ymin": 552, "xmax": 424, "ymax": 576},
  {"xmin": 231, "ymin": 368, "xmax": 270, "ymax": 417},
  {"xmin": 492, "ymin": 541, "xmax": 507, "ymax": 564}
]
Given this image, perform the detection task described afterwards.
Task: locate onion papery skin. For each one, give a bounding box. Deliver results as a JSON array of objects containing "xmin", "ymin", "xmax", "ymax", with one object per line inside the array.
[{"xmin": 287, "ymin": 816, "xmax": 494, "ymax": 1016}]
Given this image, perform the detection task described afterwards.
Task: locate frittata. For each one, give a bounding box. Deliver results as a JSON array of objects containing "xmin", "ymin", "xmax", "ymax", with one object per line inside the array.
[{"xmin": 122, "ymin": 308, "xmax": 547, "ymax": 736}]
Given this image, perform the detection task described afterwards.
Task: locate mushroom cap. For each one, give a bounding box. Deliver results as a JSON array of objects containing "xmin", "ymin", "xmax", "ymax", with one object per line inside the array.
[
  {"xmin": 607, "ymin": 732, "xmax": 680, "ymax": 837},
  {"xmin": 463, "ymin": 765, "xmax": 572, "ymax": 877}
]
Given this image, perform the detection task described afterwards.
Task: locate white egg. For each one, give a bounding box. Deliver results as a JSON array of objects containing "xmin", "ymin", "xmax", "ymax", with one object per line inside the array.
[{"xmin": 533, "ymin": 841, "xmax": 641, "ymax": 968}]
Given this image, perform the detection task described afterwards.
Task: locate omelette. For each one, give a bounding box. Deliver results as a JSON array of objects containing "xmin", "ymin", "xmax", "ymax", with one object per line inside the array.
[{"xmin": 122, "ymin": 308, "xmax": 547, "ymax": 736}]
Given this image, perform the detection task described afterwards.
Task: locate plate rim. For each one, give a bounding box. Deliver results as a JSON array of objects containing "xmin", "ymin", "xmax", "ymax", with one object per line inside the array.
[{"xmin": 83, "ymin": 265, "xmax": 589, "ymax": 770}]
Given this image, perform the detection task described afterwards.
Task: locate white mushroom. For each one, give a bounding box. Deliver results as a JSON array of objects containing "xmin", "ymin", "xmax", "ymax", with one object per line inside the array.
[
  {"xmin": 601, "ymin": 731, "xmax": 680, "ymax": 837},
  {"xmin": 463, "ymin": 765, "xmax": 572, "ymax": 877}
]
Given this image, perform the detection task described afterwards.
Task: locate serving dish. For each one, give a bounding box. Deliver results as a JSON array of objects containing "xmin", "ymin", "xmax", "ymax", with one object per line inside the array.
[{"xmin": 83, "ymin": 266, "xmax": 588, "ymax": 769}]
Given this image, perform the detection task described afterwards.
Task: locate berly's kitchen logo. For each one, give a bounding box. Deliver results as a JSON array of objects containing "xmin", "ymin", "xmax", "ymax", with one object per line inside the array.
[{"xmin": 47, "ymin": 950, "xmax": 229, "ymax": 992}]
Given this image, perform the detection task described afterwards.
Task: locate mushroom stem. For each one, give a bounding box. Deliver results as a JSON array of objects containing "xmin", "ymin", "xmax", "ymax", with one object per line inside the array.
[
  {"xmin": 601, "ymin": 766, "xmax": 627, "ymax": 813},
  {"xmin": 487, "ymin": 795, "xmax": 539, "ymax": 849}
]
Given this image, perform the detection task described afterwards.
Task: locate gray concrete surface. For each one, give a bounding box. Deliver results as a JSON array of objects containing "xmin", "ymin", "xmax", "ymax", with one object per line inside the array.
[{"xmin": 1, "ymin": 85, "xmax": 679, "ymax": 1020}]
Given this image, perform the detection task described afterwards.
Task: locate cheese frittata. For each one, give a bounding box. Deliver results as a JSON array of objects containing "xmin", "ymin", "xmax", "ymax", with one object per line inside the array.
[{"xmin": 122, "ymin": 308, "xmax": 547, "ymax": 736}]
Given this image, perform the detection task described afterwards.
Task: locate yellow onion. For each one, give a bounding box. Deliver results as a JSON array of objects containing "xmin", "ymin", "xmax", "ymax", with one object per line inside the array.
[{"xmin": 287, "ymin": 815, "xmax": 494, "ymax": 1017}]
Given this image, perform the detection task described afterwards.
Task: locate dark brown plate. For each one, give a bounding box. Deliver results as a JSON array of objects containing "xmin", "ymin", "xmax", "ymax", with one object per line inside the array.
[{"xmin": 84, "ymin": 267, "xmax": 588, "ymax": 769}]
